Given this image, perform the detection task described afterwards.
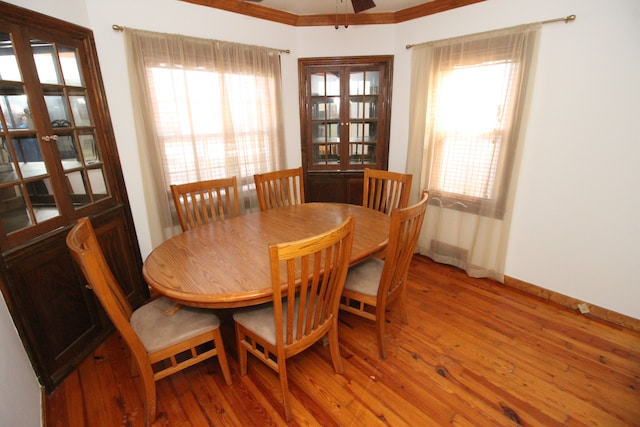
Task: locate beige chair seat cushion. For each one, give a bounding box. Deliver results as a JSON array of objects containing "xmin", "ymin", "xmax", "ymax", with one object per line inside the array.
[
  {"xmin": 131, "ymin": 296, "xmax": 221, "ymax": 353},
  {"xmin": 344, "ymin": 258, "xmax": 384, "ymax": 297}
]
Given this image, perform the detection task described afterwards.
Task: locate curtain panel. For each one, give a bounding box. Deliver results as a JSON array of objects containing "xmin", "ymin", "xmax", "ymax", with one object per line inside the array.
[
  {"xmin": 406, "ymin": 24, "xmax": 540, "ymax": 281},
  {"xmin": 123, "ymin": 28, "xmax": 286, "ymax": 245}
]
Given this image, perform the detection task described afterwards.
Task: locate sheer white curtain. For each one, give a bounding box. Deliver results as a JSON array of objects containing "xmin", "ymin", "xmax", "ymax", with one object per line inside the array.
[
  {"xmin": 406, "ymin": 24, "xmax": 540, "ymax": 281},
  {"xmin": 124, "ymin": 28, "xmax": 286, "ymax": 244}
]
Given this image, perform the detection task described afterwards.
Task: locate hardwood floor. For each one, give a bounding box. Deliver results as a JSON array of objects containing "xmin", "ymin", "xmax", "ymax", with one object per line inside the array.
[{"xmin": 45, "ymin": 255, "xmax": 640, "ymax": 426}]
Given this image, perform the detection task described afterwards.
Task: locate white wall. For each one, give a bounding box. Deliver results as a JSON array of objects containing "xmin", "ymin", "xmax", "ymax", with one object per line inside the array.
[
  {"xmin": 506, "ymin": 1, "xmax": 640, "ymax": 320},
  {"xmin": 0, "ymin": 295, "xmax": 42, "ymax": 426},
  {"xmin": 1, "ymin": 0, "xmax": 638, "ymax": 423}
]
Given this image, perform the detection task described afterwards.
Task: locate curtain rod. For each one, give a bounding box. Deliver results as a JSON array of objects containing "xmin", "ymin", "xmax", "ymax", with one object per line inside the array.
[
  {"xmin": 405, "ymin": 14, "xmax": 576, "ymax": 49},
  {"xmin": 111, "ymin": 24, "xmax": 291, "ymax": 54}
]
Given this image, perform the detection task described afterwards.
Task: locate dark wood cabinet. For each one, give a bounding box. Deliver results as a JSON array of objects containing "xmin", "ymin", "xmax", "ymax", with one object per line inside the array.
[
  {"xmin": 0, "ymin": 2, "xmax": 148, "ymax": 392},
  {"xmin": 298, "ymin": 56, "xmax": 393, "ymax": 204}
]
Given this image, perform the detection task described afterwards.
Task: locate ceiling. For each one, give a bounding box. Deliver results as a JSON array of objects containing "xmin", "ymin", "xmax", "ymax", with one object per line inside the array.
[
  {"xmin": 180, "ymin": 0, "xmax": 486, "ymax": 26},
  {"xmin": 242, "ymin": 0, "xmax": 435, "ymax": 15}
]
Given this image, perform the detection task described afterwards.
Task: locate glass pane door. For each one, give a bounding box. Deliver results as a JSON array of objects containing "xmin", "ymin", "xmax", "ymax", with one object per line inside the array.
[
  {"xmin": 33, "ymin": 38, "xmax": 109, "ymax": 207},
  {"xmin": 310, "ymin": 71, "xmax": 342, "ymax": 166},
  {"xmin": 349, "ymin": 70, "xmax": 379, "ymax": 166},
  {"xmin": 0, "ymin": 31, "xmax": 60, "ymax": 233}
]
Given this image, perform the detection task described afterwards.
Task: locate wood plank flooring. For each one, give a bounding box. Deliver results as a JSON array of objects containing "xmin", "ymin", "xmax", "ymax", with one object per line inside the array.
[{"xmin": 45, "ymin": 255, "xmax": 640, "ymax": 426}]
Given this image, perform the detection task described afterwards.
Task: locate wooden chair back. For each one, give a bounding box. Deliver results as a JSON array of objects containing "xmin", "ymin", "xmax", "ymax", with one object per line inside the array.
[
  {"xmin": 66, "ymin": 218, "xmax": 141, "ymax": 356},
  {"xmin": 254, "ymin": 167, "xmax": 305, "ymax": 211},
  {"xmin": 171, "ymin": 176, "xmax": 240, "ymax": 231},
  {"xmin": 234, "ymin": 216, "xmax": 354, "ymax": 420},
  {"xmin": 363, "ymin": 168, "xmax": 412, "ymax": 215}
]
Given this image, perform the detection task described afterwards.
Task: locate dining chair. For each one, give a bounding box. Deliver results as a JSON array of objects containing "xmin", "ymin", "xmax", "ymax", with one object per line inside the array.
[
  {"xmin": 66, "ymin": 217, "xmax": 232, "ymax": 427},
  {"xmin": 340, "ymin": 193, "xmax": 428, "ymax": 359},
  {"xmin": 253, "ymin": 167, "xmax": 305, "ymax": 211},
  {"xmin": 362, "ymin": 168, "xmax": 412, "ymax": 215},
  {"xmin": 170, "ymin": 176, "xmax": 240, "ymax": 232},
  {"xmin": 233, "ymin": 216, "xmax": 355, "ymax": 421}
]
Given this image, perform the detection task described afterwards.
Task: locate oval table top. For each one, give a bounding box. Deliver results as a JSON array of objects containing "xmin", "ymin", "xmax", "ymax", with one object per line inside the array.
[{"xmin": 142, "ymin": 202, "xmax": 390, "ymax": 308}]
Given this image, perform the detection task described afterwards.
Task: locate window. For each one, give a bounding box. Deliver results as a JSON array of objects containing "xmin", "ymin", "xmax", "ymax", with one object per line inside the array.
[
  {"xmin": 424, "ymin": 31, "xmax": 535, "ymax": 218},
  {"xmin": 432, "ymin": 61, "xmax": 512, "ymax": 199}
]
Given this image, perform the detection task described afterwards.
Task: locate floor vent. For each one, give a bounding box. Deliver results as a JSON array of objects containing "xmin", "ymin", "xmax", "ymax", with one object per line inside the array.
[{"xmin": 430, "ymin": 240, "xmax": 469, "ymax": 263}]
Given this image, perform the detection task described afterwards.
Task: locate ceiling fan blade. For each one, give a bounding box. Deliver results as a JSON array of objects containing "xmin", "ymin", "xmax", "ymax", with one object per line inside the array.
[{"xmin": 351, "ymin": 0, "xmax": 376, "ymax": 13}]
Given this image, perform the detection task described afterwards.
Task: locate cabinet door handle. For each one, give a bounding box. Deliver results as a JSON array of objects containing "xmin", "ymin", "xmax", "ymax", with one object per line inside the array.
[{"xmin": 41, "ymin": 135, "xmax": 59, "ymax": 142}]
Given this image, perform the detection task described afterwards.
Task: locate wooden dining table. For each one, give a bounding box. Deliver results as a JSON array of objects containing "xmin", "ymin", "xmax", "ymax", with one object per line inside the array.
[{"xmin": 142, "ymin": 202, "xmax": 390, "ymax": 309}]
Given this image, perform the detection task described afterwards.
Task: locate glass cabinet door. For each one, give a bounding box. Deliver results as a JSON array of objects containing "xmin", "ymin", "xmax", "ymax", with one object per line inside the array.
[
  {"xmin": 0, "ymin": 31, "xmax": 60, "ymax": 234},
  {"xmin": 348, "ymin": 70, "xmax": 379, "ymax": 166},
  {"xmin": 33, "ymin": 38, "xmax": 109, "ymax": 207},
  {"xmin": 310, "ymin": 71, "xmax": 342, "ymax": 166},
  {"xmin": 0, "ymin": 24, "xmax": 113, "ymax": 247}
]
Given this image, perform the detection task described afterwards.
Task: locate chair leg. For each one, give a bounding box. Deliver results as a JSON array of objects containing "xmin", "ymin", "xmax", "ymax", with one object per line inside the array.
[
  {"xmin": 375, "ymin": 305, "xmax": 387, "ymax": 359},
  {"xmin": 399, "ymin": 284, "xmax": 409, "ymax": 325},
  {"xmin": 212, "ymin": 328, "xmax": 232, "ymax": 385},
  {"xmin": 129, "ymin": 355, "xmax": 139, "ymax": 377},
  {"xmin": 235, "ymin": 324, "xmax": 248, "ymax": 376},
  {"xmin": 328, "ymin": 323, "xmax": 344, "ymax": 374},
  {"xmin": 141, "ymin": 372, "xmax": 156, "ymax": 426},
  {"xmin": 129, "ymin": 354, "xmax": 156, "ymax": 426},
  {"xmin": 278, "ymin": 359, "xmax": 292, "ymax": 421}
]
